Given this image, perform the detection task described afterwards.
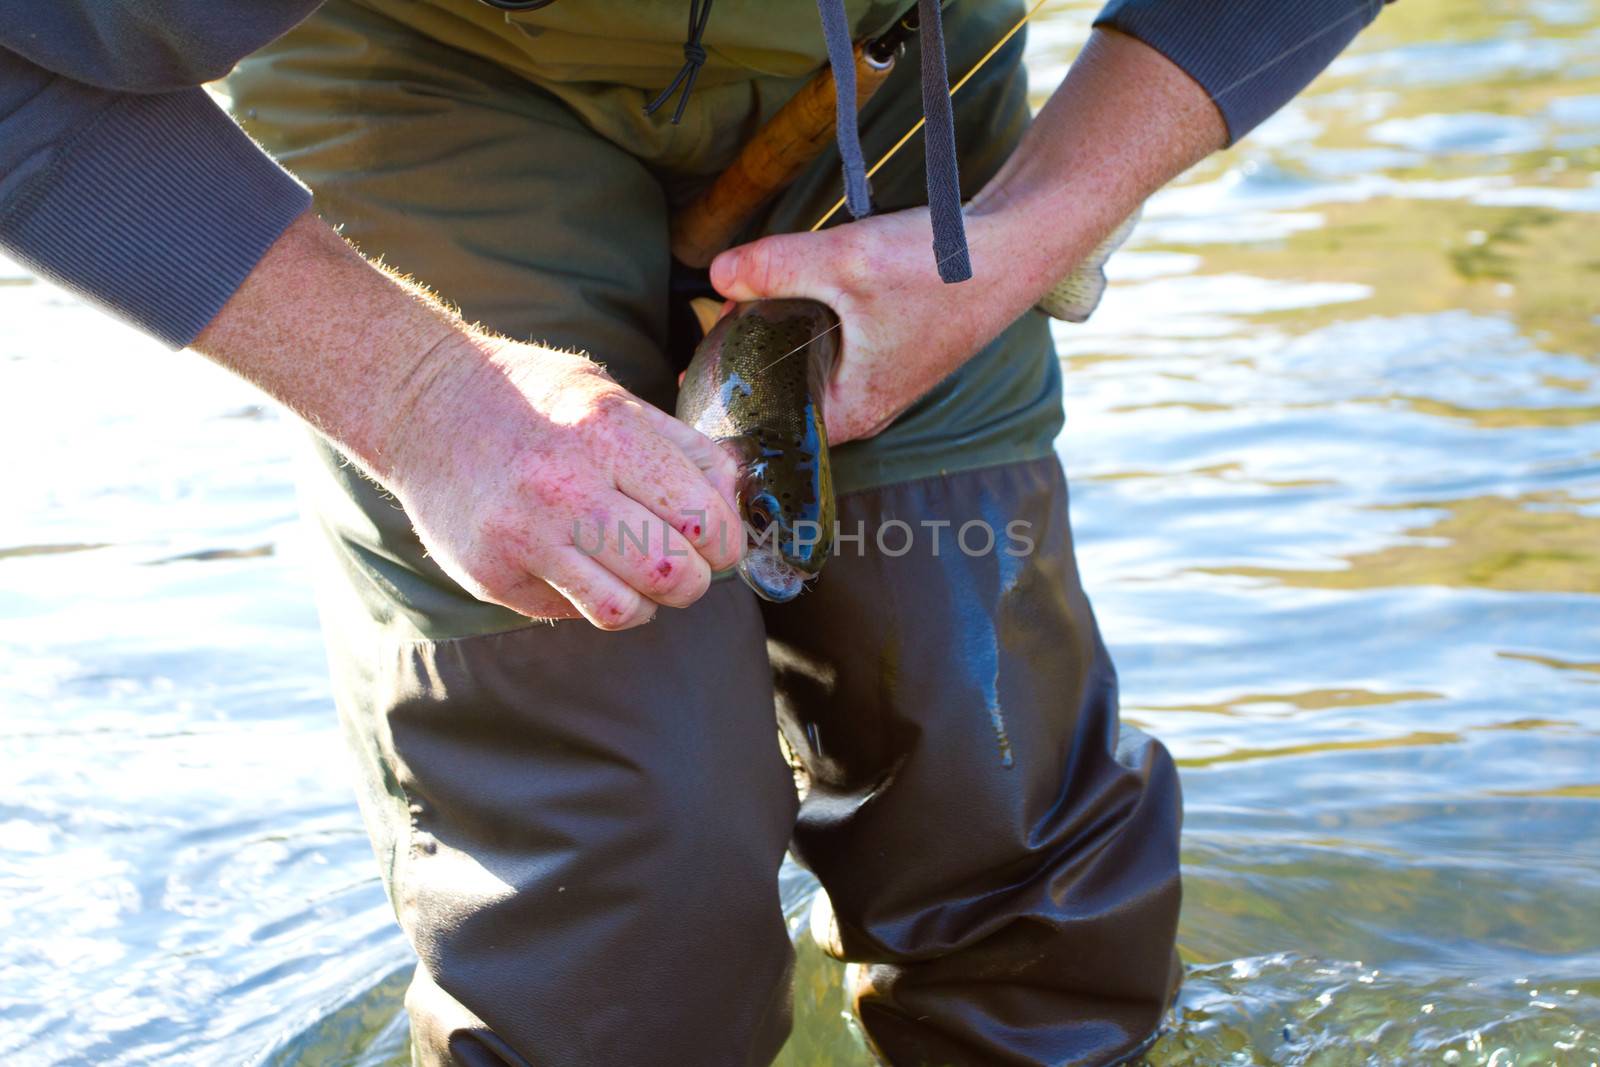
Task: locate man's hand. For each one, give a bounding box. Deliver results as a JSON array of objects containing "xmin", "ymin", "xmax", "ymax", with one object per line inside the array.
[
  {"xmin": 709, "ymin": 28, "xmax": 1227, "ymax": 445},
  {"xmin": 709, "ymin": 206, "xmax": 1023, "ymax": 445},
  {"xmin": 379, "ymin": 335, "xmax": 744, "ymax": 630},
  {"xmin": 194, "ymin": 213, "xmax": 742, "ymax": 631}
]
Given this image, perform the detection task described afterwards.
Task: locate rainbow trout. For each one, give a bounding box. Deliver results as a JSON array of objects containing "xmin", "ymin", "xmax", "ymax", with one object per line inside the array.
[
  {"xmin": 676, "ymin": 299, "xmax": 839, "ymax": 603},
  {"xmin": 673, "ymin": 222, "xmax": 1140, "ymax": 601}
]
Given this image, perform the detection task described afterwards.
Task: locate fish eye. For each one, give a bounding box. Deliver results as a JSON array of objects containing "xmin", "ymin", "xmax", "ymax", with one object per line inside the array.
[{"xmin": 746, "ymin": 492, "xmax": 779, "ymax": 533}]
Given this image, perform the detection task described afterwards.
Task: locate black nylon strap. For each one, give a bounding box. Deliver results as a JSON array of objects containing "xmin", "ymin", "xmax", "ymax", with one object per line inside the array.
[
  {"xmin": 917, "ymin": 0, "xmax": 971, "ymax": 282},
  {"xmin": 816, "ymin": 0, "xmax": 873, "ymax": 219}
]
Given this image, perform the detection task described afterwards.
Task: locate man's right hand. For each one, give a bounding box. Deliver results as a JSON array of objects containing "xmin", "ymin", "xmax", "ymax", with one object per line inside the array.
[
  {"xmin": 193, "ymin": 211, "xmax": 742, "ymax": 631},
  {"xmin": 378, "ymin": 335, "xmax": 743, "ymax": 629}
]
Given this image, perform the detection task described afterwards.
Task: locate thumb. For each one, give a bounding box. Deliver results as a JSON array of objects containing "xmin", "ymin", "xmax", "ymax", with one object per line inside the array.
[{"xmin": 710, "ymin": 233, "xmax": 818, "ymax": 302}]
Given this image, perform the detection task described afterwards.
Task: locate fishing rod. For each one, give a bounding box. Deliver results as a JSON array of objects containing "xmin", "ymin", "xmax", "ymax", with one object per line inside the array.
[
  {"xmin": 662, "ymin": 0, "xmax": 1382, "ymax": 384},
  {"xmin": 809, "ymin": 0, "xmax": 1048, "ymax": 233},
  {"xmin": 669, "ymin": 3, "xmax": 925, "ymax": 269},
  {"xmin": 665, "ymin": 0, "xmax": 1109, "ymax": 350}
]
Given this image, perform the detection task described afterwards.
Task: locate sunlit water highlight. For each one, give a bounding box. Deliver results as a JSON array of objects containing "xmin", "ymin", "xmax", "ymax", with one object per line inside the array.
[{"xmin": 2, "ymin": 0, "xmax": 1597, "ymax": 1063}]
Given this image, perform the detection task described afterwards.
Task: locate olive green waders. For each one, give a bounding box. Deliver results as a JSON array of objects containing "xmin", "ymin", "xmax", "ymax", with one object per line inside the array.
[{"xmin": 229, "ymin": 1, "xmax": 1183, "ymax": 1062}]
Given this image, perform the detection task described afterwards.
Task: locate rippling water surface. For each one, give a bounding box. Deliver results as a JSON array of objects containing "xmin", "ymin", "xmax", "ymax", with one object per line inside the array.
[{"xmin": 2, "ymin": 1, "xmax": 1597, "ymax": 1063}]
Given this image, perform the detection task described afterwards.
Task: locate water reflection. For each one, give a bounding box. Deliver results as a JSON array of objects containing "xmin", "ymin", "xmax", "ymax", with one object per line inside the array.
[
  {"xmin": 1202, "ymin": 493, "xmax": 1600, "ymax": 593},
  {"xmin": 1138, "ymin": 688, "xmax": 1447, "ymax": 718},
  {"xmin": 1029, "ymin": 2, "xmax": 1600, "ymax": 1062},
  {"xmin": 1498, "ymin": 649, "xmax": 1600, "ymax": 677}
]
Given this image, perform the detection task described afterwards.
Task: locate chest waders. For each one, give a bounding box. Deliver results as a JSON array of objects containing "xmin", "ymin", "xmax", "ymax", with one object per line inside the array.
[{"xmin": 229, "ymin": 1, "xmax": 1183, "ymax": 1062}]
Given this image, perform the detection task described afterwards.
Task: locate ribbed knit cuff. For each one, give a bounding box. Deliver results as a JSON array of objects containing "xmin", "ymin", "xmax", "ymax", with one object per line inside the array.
[
  {"xmin": 0, "ymin": 87, "xmax": 311, "ymax": 348},
  {"xmin": 1094, "ymin": 0, "xmax": 1384, "ymax": 143}
]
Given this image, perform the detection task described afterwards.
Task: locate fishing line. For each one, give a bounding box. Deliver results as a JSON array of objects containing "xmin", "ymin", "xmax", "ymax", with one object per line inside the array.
[
  {"xmin": 748, "ymin": 1, "xmax": 1114, "ymax": 382},
  {"xmin": 1209, "ymin": 4, "xmax": 1370, "ymax": 103},
  {"xmin": 756, "ymin": 2, "xmax": 1382, "ymax": 379},
  {"xmin": 810, "ymin": 0, "xmax": 1054, "ymax": 232},
  {"xmin": 752, "ymin": 240, "xmax": 977, "ymax": 376},
  {"xmin": 811, "ymin": 0, "xmax": 1375, "ymax": 234}
]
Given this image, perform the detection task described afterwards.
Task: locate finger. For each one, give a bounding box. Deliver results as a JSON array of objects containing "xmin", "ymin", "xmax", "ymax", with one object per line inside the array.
[
  {"xmin": 632, "ymin": 407, "xmax": 745, "ymax": 568},
  {"xmin": 711, "ymin": 233, "xmax": 814, "ymax": 302},
  {"xmin": 425, "ymin": 540, "xmax": 587, "ymax": 623},
  {"xmin": 482, "ymin": 572, "xmax": 586, "ymax": 622},
  {"xmin": 645, "ymin": 403, "xmax": 740, "ymax": 505},
  {"xmin": 539, "ymin": 547, "xmax": 658, "ymax": 631},
  {"xmin": 577, "ymin": 493, "xmax": 714, "ymax": 609}
]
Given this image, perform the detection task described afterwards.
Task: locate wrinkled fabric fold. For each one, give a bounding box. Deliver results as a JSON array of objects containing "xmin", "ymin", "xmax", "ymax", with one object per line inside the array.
[{"xmin": 767, "ymin": 458, "xmax": 1183, "ymax": 1065}]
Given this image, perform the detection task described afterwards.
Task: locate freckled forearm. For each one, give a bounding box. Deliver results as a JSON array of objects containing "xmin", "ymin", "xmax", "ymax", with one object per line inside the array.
[
  {"xmin": 968, "ymin": 27, "xmax": 1226, "ymax": 305},
  {"xmin": 190, "ymin": 210, "xmax": 488, "ymax": 482}
]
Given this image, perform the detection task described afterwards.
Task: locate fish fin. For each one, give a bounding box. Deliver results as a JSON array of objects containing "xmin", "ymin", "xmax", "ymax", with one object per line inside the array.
[
  {"xmin": 689, "ymin": 296, "xmax": 725, "ymax": 336},
  {"xmin": 1035, "ymin": 207, "xmax": 1141, "ymax": 324}
]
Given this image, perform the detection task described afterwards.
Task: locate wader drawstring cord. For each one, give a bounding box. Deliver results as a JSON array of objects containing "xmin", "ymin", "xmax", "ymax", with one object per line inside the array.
[
  {"xmin": 816, "ymin": 0, "xmax": 873, "ymax": 220},
  {"xmin": 493, "ymin": 0, "xmax": 971, "ymax": 278},
  {"xmin": 481, "ymin": 0, "xmax": 714, "ymax": 125},
  {"xmin": 755, "ymin": 1, "xmax": 1382, "ymax": 379},
  {"xmin": 915, "ymin": 0, "xmax": 970, "ymax": 282},
  {"xmin": 810, "ymin": 0, "xmax": 1051, "ymax": 237},
  {"xmin": 809, "ymin": 0, "xmax": 1377, "ymax": 237},
  {"xmin": 644, "ymin": 0, "xmax": 716, "ymax": 125},
  {"xmin": 816, "ymin": 0, "xmax": 970, "ymax": 282}
]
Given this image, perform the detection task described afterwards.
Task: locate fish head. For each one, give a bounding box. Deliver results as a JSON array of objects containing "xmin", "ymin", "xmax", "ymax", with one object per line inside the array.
[
  {"xmin": 732, "ymin": 420, "xmax": 834, "ymax": 603},
  {"xmin": 676, "ymin": 298, "xmax": 841, "ymax": 604}
]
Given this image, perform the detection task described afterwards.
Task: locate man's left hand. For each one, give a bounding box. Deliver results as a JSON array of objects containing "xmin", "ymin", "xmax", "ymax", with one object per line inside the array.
[
  {"xmin": 709, "ymin": 206, "xmax": 1026, "ymax": 445},
  {"xmin": 706, "ymin": 27, "xmax": 1230, "ymax": 448}
]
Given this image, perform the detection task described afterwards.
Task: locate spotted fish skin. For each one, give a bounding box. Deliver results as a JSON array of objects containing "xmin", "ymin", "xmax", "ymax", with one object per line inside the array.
[{"xmin": 676, "ymin": 299, "xmax": 839, "ymax": 603}]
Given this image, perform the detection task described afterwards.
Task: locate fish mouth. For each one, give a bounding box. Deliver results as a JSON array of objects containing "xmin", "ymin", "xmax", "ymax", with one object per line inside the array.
[{"xmin": 737, "ymin": 542, "xmax": 808, "ymax": 603}]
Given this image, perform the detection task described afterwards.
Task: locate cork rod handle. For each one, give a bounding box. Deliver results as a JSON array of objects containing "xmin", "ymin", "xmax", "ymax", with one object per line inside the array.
[{"xmin": 670, "ymin": 44, "xmax": 896, "ymax": 268}]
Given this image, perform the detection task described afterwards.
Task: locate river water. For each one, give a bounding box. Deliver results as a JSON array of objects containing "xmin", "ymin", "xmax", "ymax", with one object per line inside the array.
[{"xmin": 2, "ymin": 1, "xmax": 1597, "ymax": 1064}]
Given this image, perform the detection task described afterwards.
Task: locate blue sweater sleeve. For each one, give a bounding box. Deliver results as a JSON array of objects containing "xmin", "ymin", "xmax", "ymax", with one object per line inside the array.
[
  {"xmin": 0, "ymin": 3, "xmax": 320, "ymax": 348},
  {"xmin": 1094, "ymin": 0, "xmax": 1391, "ymax": 143}
]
